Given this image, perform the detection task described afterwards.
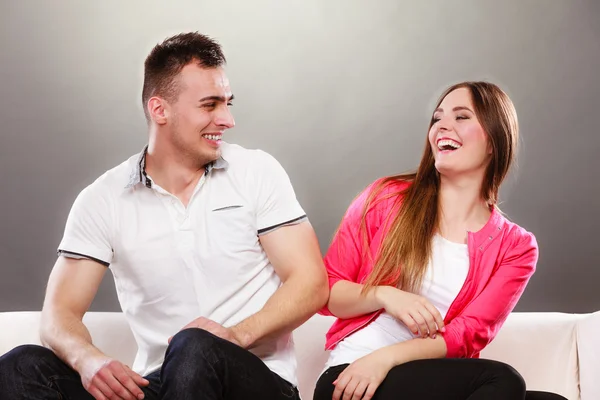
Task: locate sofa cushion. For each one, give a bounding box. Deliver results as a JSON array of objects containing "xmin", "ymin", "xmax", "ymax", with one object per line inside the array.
[
  {"xmin": 0, "ymin": 311, "xmax": 588, "ymax": 400},
  {"xmin": 0, "ymin": 311, "xmax": 137, "ymax": 366}
]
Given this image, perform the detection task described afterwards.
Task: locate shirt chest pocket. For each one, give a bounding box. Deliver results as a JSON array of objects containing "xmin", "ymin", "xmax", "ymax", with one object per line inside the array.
[{"xmin": 202, "ymin": 196, "xmax": 259, "ymax": 258}]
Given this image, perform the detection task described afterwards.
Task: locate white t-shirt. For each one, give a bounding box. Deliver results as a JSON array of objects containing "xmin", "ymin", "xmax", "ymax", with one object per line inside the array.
[
  {"xmin": 57, "ymin": 142, "xmax": 307, "ymax": 386},
  {"xmin": 325, "ymin": 234, "xmax": 469, "ymax": 369}
]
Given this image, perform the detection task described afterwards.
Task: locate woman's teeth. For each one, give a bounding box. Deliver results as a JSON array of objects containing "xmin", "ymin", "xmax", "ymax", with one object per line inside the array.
[{"xmin": 437, "ymin": 139, "xmax": 461, "ymax": 150}]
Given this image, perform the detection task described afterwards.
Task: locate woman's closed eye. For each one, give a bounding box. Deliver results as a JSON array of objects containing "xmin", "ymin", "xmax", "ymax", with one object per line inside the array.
[{"xmin": 432, "ymin": 114, "xmax": 469, "ymax": 123}]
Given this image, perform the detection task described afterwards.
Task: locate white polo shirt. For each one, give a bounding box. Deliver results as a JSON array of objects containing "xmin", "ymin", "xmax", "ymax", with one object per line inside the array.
[{"xmin": 57, "ymin": 142, "xmax": 307, "ymax": 386}]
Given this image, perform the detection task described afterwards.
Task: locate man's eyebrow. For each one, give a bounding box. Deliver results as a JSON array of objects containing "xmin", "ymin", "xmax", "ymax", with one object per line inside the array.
[{"xmin": 198, "ymin": 94, "xmax": 235, "ymax": 102}]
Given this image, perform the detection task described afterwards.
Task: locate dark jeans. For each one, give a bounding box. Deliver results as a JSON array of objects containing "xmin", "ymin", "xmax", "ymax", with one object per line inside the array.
[
  {"xmin": 314, "ymin": 361, "xmax": 568, "ymax": 400},
  {"xmin": 0, "ymin": 328, "xmax": 299, "ymax": 400}
]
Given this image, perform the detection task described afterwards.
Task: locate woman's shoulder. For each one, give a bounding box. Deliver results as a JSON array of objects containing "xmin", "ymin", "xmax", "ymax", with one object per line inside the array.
[
  {"xmin": 494, "ymin": 210, "xmax": 539, "ymax": 258},
  {"xmin": 341, "ymin": 176, "xmax": 410, "ymax": 225},
  {"xmin": 343, "ymin": 176, "xmax": 410, "ymax": 226},
  {"xmin": 363, "ymin": 176, "xmax": 412, "ymax": 203}
]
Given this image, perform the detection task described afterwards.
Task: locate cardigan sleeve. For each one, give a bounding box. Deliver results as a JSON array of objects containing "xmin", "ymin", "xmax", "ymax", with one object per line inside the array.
[
  {"xmin": 318, "ymin": 178, "xmax": 392, "ymax": 315},
  {"xmin": 443, "ymin": 230, "xmax": 538, "ymax": 358}
]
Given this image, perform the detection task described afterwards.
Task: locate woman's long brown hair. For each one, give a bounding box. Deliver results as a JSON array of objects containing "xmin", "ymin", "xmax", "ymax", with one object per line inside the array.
[{"xmin": 361, "ymin": 81, "xmax": 519, "ymax": 294}]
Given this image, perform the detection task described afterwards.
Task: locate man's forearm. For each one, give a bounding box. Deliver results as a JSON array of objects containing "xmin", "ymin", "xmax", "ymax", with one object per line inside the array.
[
  {"xmin": 40, "ymin": 309, "xmax": 103, "ymax": 372},
  {"xmin": 231, "ymin": 274, "xmax": 328, "ymax": 349}
]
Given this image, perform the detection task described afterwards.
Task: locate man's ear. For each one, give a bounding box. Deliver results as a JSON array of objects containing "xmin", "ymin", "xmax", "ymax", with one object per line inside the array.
[{"xmin": 148, "ymin": 97, "xmax": 168, "ymax": 125}]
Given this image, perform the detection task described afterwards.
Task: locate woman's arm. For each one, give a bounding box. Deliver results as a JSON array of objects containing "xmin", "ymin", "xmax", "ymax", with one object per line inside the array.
[
  {"xmin": 323, "ymin": 179, "xmax": 444, "ymax": 335},
  {"xmin": 329, "ymin": 281, "xmax": 445, "ymax": 337},
  {"xmin": 331, "ymin": 336, "xmax": 447, "ymax": 400},
  {"xmin": 327, "ymin": 280, "xmax": 382, "ymax": 318},
  {"xmin": 386, "ymin": 335, "xmax": 447, "ymax": 364},
  {"xmin": 319, "ymin": 180, "xmax": 386, "ymax": 316},
  {"xmin": 442, "ymin": 230, "xmax": 538, "ymax": 358}
]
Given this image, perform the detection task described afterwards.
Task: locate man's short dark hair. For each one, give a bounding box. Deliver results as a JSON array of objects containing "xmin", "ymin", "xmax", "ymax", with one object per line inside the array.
[{"xmin": 142, "ymin": 32, "xmax": 226, "ymax": 121}]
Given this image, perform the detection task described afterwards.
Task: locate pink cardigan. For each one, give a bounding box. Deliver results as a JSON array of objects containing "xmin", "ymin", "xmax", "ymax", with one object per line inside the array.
[{"xmin": 320, "ymin": 178, "xmax": 538, "ymax": 358}]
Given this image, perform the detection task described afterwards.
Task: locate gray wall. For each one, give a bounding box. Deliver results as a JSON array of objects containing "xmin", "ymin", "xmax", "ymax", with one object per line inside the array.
[{"xmin": 1, "ymin": 1, "xmax": 599, "ymax": 313}]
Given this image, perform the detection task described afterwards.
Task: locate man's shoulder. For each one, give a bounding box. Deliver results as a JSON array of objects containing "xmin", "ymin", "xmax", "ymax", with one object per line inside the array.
[
  {"xmin": 80, "ymin": 153, "xmax": 141, "ymax": 197},
  {"xmin": 221, "ymin": 142, "xmax": 276, "ymax": 163},
  {"xmin": 220, "ymin": 142, "xmax": 283, "ymax": 173}
]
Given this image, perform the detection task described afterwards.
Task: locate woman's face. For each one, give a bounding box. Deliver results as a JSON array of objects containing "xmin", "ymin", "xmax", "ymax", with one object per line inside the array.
[{"xmin": 428, "ymin": 87, "xmax": 491, "ymax": 178}]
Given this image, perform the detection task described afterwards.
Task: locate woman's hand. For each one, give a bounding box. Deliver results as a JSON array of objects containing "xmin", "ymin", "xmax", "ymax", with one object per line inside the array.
[
  {"xmin": 332, "ymin": 349, "xmax": 394, "ymax": 400},
  {"xmin": 375, "ymin": 286, "xmax": 445, "ymax": 338}
]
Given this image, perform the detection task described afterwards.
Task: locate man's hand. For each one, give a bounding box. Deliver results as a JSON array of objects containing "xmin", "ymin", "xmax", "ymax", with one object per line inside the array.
[
  {"xmin": 332, "ymin": 349, "xmax": 394, "ymax": 400},
  {"xmin": 168, "ymin": 317, "xmax": 241, "ymax": 347},
  {"xmin": 77, "ymin": 354, "xmax": 149, "ymax": 400}
]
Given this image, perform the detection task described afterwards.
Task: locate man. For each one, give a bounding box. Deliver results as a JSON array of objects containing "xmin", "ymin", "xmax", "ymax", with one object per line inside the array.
[{"xmin": 0, "ymin": 32, "xmax": 329, "ymax": 400}]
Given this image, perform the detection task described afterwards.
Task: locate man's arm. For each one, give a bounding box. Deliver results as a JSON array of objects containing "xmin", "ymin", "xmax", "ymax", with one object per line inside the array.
[
  {"xmin": 46, "ymin": 179, "xmax": 149, "ymax": 399},
  {"xmin": 230, "ymin": 221, "xmax": 329, "ymax": 349},
  {"xmin": 41, "ymin": 256, "xmax": 149, "ymax": 399},
  {"xmin": 40, "ymin": 256, "xmax": 106, "ymax": 370}
]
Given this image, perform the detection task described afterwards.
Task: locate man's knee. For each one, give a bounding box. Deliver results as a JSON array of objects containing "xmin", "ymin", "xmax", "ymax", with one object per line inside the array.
[
  {"xmin": 163, "ymin": 329, "xmax": 229, "ymax": 389},
  {"xmin": 0, "ymin": 344, "xmax": 56, "ymax": 370},
  {"xmin": 167, "ymin": 328, "xmax": 227, "ymax": 366}
]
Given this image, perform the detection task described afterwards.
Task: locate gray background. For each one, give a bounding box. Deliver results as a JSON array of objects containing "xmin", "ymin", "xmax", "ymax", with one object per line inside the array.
[{"xmin": 1, "ymin": 1, "xmax": 598, "ymax": 313}]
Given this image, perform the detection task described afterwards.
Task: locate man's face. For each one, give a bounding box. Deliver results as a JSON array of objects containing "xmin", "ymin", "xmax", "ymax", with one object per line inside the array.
[{"xmin": 163, "ymin": 64, "xmax": 235, "ymax": 165}]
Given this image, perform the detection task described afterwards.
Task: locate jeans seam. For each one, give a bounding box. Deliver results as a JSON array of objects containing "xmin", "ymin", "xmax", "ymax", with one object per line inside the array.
[
  {"xmin": 47, "ymin": 374, "xmax": 78, "ymax": 400},
  {"xmin": 274, "ymin": 375, "xmax": 300, "ymax": 399}
]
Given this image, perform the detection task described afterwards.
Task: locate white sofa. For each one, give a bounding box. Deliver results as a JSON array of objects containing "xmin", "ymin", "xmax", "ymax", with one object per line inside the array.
[{"xmin": 0, "ymin": 311, "xmax": 598, "ymax": 400}]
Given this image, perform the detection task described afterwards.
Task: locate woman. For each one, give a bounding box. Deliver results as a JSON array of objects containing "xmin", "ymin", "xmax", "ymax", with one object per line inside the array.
[{"xmin": 314, "ymin": 82, "xmax": 566, "ymax": 400}]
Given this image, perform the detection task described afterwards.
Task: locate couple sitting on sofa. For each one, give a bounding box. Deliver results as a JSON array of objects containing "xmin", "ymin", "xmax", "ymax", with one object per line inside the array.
[{"xmin": 0, "ymin": 32, "xmax": 566, "ymax": 400}]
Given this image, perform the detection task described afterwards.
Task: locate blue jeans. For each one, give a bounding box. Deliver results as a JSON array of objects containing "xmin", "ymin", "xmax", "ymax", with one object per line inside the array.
[{"xmin": 0, "ymin": 328, "xmax": 300, "ymax": 400}]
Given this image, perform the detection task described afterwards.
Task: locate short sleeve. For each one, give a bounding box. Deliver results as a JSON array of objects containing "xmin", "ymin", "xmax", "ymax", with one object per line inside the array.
[
  {"xmin": 253, "ymin": 151, "xmax": 306, "ymax": 235},
  {"xmin": 57, "ymin": 183, "xmax": 114, "ymax": 266}
]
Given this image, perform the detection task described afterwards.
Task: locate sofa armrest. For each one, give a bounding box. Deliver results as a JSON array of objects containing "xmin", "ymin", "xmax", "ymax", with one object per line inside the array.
[
  {"xmin": 0, "ymin": 311, "xmax": 43, "ymax": 355},
  {"xmin": 577, "ymin": 311, "xmax": 600, "ymax": 400},
  {"xmin": 480, "ymin": 312, "xmax": 582, "ymax": 400}
]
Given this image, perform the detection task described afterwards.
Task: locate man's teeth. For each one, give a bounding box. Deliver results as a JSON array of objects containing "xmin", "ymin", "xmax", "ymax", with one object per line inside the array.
[
  {"xmin": 437, "ymin": 139, "xmax": 461, "ymax": 150},
  {"xmin": 204, "ymin": 135, "xmax": 222, "ymax": 141}
]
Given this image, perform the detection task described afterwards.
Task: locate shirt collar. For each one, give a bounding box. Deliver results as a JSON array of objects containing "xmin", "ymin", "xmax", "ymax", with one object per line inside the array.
[{"xmin": 125, "ymin": 145, "xmax": 228, "ymax": 189}]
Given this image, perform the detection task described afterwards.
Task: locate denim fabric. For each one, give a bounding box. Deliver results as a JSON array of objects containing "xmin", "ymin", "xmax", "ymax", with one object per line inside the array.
[{"xmin": 0, "ymin": 328, "xmax": 299, "ymax": 400}]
